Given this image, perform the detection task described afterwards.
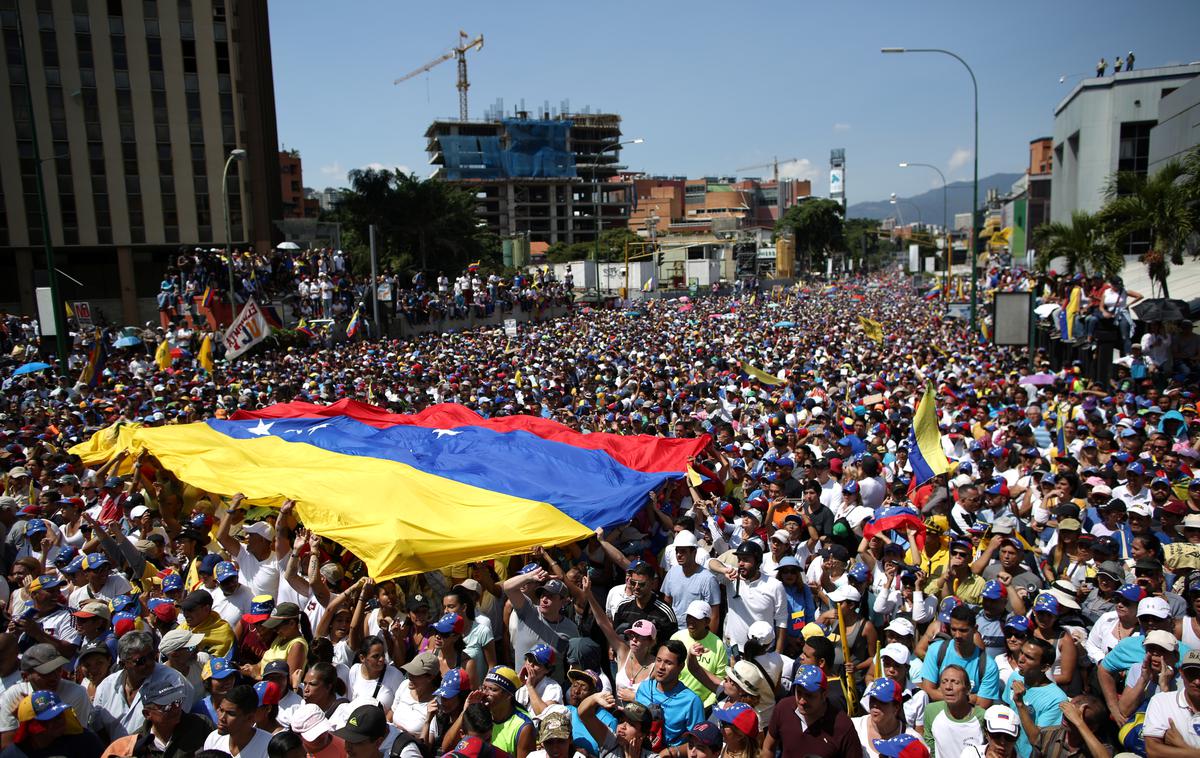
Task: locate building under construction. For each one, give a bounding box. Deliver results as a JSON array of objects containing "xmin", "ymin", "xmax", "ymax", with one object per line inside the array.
[{"xmin": 425, "ymin": 102, "xmax": 633, "ymax": 246}]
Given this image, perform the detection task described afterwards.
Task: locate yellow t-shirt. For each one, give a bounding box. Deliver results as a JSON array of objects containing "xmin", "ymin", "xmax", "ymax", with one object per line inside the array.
[{"xmin": 259, "ymin": 634, "xmax": 308, "ymax": 669}]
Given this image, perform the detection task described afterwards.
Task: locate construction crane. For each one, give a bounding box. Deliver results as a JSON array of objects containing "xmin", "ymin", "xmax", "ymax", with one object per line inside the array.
[
  {"xmin": 735, "ymin": 156, "xmax": 801, "ymax": 184},
  {"xmin": 394, "ymin": 31, "xmax": 484, "ymax": 121},
  {"xmin": 736, "ymin": 156, "xmax": 801, "ymax": 217}
]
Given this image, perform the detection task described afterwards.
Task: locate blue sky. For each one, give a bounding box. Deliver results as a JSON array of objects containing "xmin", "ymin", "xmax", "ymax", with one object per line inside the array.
[{"xmin": 270, "ymin": 0, "xmax": 1199, "ymax": 205}]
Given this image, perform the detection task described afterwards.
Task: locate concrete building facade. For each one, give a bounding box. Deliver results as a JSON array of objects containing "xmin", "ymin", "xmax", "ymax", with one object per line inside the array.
[
  {"xmin": 1050, "ymin": 63, "xmax": 1200, "ymax": 235},
  {"xmin": 1148, "ymin": 75, "xmax": 1200, "ymax": 173},
  {"xmin": 426, "ymin": 110, "xmax": 633, "ymax": 247},
  {"xmin": 0, "ymin": 0, "xmax": 281, "ymax": 322}
]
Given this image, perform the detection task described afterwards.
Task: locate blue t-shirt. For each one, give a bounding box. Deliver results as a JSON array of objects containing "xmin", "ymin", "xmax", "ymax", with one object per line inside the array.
[
  {"xmin": 917, "ymin": 638, "xmax": 1001, "ymax": 701},
  {"xmin": 1001, "ymin": 673, "xmax": 1068, "ymax": 758},
  {"xmin": 1101, "ymin": 635, "xmax": 1193, "ymax": 673},
  {"xmin": 568, "ymin": 704, "xmax": 617, "ymax": 754},
  {"xmin": 635, "ymin": 679, "xmax": 705, "ymax": 747},
  {"xmin": 660, "ymin": 565, "xmax": 720, "ymax": 629}
]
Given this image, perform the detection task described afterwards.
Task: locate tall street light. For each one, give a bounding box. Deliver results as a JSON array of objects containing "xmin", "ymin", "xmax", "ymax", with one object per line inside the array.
[
  {"xmin": 900, "ymin": 161, "xmax": 950, "ymax": 308},
  {"xmin": 222, "ymin": 148, "xmax": 247, "ymax": 317},
  {"xmin": 592, "ymin": 138, "xmax": 643, "ymax": 266},
  {"xmin": 883, "ymin": 47, "xmax": 979, "ymax": 332}
]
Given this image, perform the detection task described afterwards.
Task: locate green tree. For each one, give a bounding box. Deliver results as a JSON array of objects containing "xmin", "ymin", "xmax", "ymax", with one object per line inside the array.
[
  {"xmin": 843, "ymin": 218, "xmax": 882, "ymax": 271},
  {"xmin": 775, "ymin": 198, "xmax": 845, "ymax": 273},
  {"xmin": 1098, "ymin": 152, "xmax": 1199, "ymax": 297},
  {"xmin": 1032, "ymin": 210, "xmax": 1123, "ymax": 279},
  {"xmin": 329, "ymin": 168, "xmax": 498, "ymax": 276}
]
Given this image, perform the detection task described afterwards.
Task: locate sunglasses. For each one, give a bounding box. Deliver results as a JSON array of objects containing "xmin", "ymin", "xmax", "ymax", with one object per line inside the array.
[
  {"xmin": 1004, "ymin": 630, "xmax": 1027, "ymax": 639},
  {"xmin": 123, "ymin": 654, "xmax": 153, "ymax": 667},
  {"xmin": 951, "ymin": 551, "xmax": 970, "ymax": 559}
]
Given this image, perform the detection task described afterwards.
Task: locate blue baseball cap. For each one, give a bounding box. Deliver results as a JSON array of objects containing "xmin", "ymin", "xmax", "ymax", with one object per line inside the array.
[
  {"xmin": 981, "ymin": 580, "xmax": 1007, "ymax": 601},
  {"xmin": 848, "ymin": 562, "xmax": 870, "ymax": 582},
  {"xmin": 1032, "ymin": 593, "xmax": 1060, "ymax": 615},
  {"xmin": 1116, "ymin": 584, "xmax": 1147, "ymax": 603},
  {"xmin": 28, "ymin": 690, "xmax": 69, "ymax": 721},
  {"xmin": 843, "ymin": 480, "xmax": 860, "ymax": 494},
  {"xmin": 863, "ymin": 677, "xmax": 903, "ymax": 703},
  {"xmin": 203, "ymin": 657, "xmax": 236, "ymax": 680},
  {"xmin": 873, "ymin": 734, "xmax": 929, "ymax": 758},
  {"xmin": 214, "ymin": 561, "xmax": 238, "ymax": 583},
  {"xmin": 792, "ymin": 664, "xmax": 828, "ymax": 692},
  {"xmin": 1003, "ymin": 614, "xmax": 1031, "ymax": 633},
  {"xmin": 161, "ymin": 574, "xmax": 184, "ymax": 593},
  {"xmin": 937, "ymin": 596, "xmax": 961, "ymax": 623},
  {"xmin": 197, "ymin": 554, "xmax": 222, "ymax": 574},
  {"xmin": 434, "ymin": 668, "xmax": 472, "ymax": 699},
  {"xmin": 1127, "ymin": 462, "xmax": 1146, "ymax": 476},
  {"xmin": 110, "ymin": 595, "xmax": 138, "ymax": 615}
]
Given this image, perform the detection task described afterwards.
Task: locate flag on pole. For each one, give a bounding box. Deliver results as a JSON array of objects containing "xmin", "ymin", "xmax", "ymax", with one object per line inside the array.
[
  {"xmin": 346, "ymin": 308, "xmax": 362, "ymax": 338},
  {"xmin": 296, "ymin": 319, "xmax": 315, "ymax": 339},
  {"xmin": 858, "ymin": 316, "xmax": 884, "ymax": 344},
  {"xmin": 64, "ymin": 302, "xmax": 74, "ymax": 319},
  {"xmin": 642, "ymin": 278, "xmax": 654, "ymax": 292},
  {"xmin": 201, "ymin": 286, "xmax": 215, "ymax": 309},
  {"xmin": 198, "ymin": 334, "xmax": 215, "ymax": 374},
  {"xmin": 154, "ymin": 339, "xmax": 172, "ymax": 371},
  {"xmin": 1064, "ymin": 285, "xmax": 1081, "ymax": 340},
  {"xmin": 739, "ymin": 360, "xmax": 785, "ymax": 386},
  {"xmin": 78, "ymin": 329, "xmax": 108, "ymax": 386},
  {"xmin": 908, "ymin": 383, "xmax": 951, "ymax": 487}
]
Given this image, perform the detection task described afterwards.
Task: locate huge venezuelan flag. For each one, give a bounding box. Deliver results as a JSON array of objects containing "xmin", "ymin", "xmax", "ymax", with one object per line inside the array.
[{"xmin": 72, "ymin": 402, "xmax": 707, "ymax": 578}]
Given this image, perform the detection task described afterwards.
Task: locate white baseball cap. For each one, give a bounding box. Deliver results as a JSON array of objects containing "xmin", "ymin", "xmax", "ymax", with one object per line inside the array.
[
  {"xmin": 1137, "ymin": 596, "xmax": 1171, "ymax": 619},
  {"xmin": 747, "ymin": 620, "xmax": 775, "ymax": 645},
  {"xmin": 1144, "ymin": 629, "xmax": 1179, "ymax": 652},
  {"xmin": 880, "ymin": 642, "xmax": 910, "ymax": 665},
  {"xmin": 828, "ymin": 585, "xmax": 862, "ymax": 604},
  {"xmin": 983, "ymin": 704, "xmax": 1020, "ymax": 737},
  {"xmin": 770, "ymin": 529, "xmax": 790, "ymax": 544},
  {"xmin": 129, "ymin": 505, "xmax": 150, "ymax": 520},
  {"xmin": 240, "ymin": 521, "xmax": 274, "ymax": 541},
  {"xmin": 1128, "ymin": 504, "xmax": 1153, "ymax": 518},
  {"xmin": 885, "ymin": 617, "xmax": 916, "ymax": 637},
  {"xmin": 672, "ymin": 531, "xmax": 699, "ymax": 549},
  {"xmin": 685, "ymin": 600, "xmax": 712, "ymax": 620}
]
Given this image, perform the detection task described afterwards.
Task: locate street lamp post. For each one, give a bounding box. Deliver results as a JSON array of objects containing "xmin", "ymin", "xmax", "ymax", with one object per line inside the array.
[
  {"xmin": 883, "ymin": 47, "xmax": 979, "ymax": 332},
  {"xmin": 900, "ymin": 161, "xmax": 950, "ymax": 309},
  {"xmin": 591, "ymin": 138, "xmax": 643, "ymax": 267},
  {"xmin": 221, "ymin": 148, "xmax": 247, "ymax": 318}
]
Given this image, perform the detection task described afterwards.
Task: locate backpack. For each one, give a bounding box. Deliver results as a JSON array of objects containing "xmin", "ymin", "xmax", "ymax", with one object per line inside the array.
[
  {"xmin": 390, "ymin": 728, "xmax": 433, "ymax": 758},
  {"xmin": 934, "ymin": 637, "xmax": 987, "ymax": 690}
]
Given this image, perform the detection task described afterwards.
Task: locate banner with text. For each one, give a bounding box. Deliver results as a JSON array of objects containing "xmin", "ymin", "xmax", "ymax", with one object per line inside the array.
[{"xmin": 222, "ymin": 298, "xmax": 271, "ymax": 359}]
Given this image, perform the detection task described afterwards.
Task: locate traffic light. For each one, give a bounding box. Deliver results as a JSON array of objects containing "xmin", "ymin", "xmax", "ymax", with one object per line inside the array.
[{"xmin": 656, "ymin": 245, "xmax": 664, "ymax": 267}]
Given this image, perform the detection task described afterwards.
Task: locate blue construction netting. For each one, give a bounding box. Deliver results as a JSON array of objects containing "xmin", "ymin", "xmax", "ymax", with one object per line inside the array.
[{"xmin": 439, "ymin": 119, "xmax": 576, "ymax": 180}]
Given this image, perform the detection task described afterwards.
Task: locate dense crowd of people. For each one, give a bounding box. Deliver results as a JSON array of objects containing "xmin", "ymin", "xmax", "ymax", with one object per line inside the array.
[
  {"xmin": 1, "ymin": 262, "xmax": 1199, "ymax": 758},
  {"xmin": 152, "ymin": 247, "xmax": 574, "ymax": 332}
]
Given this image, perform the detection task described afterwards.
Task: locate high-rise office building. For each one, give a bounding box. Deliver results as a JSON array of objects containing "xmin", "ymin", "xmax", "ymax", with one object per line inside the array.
[{"xmin": 0, "ymin": 0, "xmax": 281, "ymax": 323}]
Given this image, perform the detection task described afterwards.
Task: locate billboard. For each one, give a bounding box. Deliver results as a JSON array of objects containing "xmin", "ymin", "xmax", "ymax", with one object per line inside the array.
[{"xmin": 830, "ymin": 168, "xmax": 844, "ymax": 197}]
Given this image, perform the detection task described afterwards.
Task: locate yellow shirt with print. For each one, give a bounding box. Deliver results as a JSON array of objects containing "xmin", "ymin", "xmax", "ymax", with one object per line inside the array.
[{"xmin": 182, "ymin": 611, "xmax": 235, "ymax": 657}]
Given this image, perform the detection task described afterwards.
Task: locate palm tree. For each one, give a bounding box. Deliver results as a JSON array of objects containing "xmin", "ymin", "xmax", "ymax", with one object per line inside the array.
[
  {"xmin": 1032, "ymin": 210, "xmax": 1123, "ymax": 279},
  {"xmin": 1099, "ymin": 158, "xmax": 1199, "ymax": 298}
]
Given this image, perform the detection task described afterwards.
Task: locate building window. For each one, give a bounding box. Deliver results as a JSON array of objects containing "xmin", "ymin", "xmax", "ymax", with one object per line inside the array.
[{"xmin": 1117, "ymin": 121, "xmax": 1154, "ymax": 176}]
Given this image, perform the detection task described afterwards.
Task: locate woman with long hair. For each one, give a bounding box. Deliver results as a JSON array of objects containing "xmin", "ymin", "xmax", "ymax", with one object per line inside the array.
[
  {"xmin": 578, "ymin": 691, "xmax": 657, "ymax": 758},
  {"xmin": 581, "ymin": 575, "xmax": 654, "ymax": 702},
  {"xmin": 347, "ymin": 634, "xmax": 405, "ymax": 717},
  {"xmin": 714, "ymin": 702, "xmax": 761, "ymax": 758},
  {"xmin": 995, "ymin": 614, "xmax": 1030, "ymax": 688},
  {"xmin": 249, "ymin": 602, "xmax": 310, "ymax": 690},
  {"xmin": 1030, "ymin": 593, "xmax": 1081, "ymax": 695},
  {"xmin": 429, "ymin": 612, "xmax": 476, "ymax": 685},
  {"xmin": 299, "ymin": 661, "xmax": 348, "ymax": 719},
  {"xmin": 852, "ymin": 678, "xmax": 921, "ymax": 758}
]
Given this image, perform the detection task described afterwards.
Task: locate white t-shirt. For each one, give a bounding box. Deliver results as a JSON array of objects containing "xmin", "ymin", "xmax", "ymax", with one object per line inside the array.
[
  {"xmin": 1143, "ymin": 687, "xmax": 1200, "ymax": 749},
  {"xmin": 515, "ymin": 678, "xmax": 564, "ymax": 714},
  {"xmin": 391, "ymin": 679, "xmax": 434, "ymax": 733},
  {"xmin": 347, "ymin": 662, "xmax": 406, "ymax": 711},
  {"xmin": 236, "ymin": 544, "xmax": 281, "ymax": 598},
  {"xmin": 715, "ymin": 571, "xmax": 787, "ymax": 649},
  {"xmin": 201, "ymin": 727, "xmax": 273, "ymax": 758}
]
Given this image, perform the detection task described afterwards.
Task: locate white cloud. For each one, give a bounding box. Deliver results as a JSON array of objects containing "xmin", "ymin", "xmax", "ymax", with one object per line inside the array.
[
  {"xmin": 833, "ymin": 122, "xmax": 851, "ymax": 132},
  {"xmin": 776, "ymin": 158, "xmax": 819, "ymax": 182},
  {"xmin": 319, "ymin": 161, "xmax": 345, "ymax": 180},
  {"xmin": 948, "ymin": 148, "xmax": 972, "ymax": 172}
]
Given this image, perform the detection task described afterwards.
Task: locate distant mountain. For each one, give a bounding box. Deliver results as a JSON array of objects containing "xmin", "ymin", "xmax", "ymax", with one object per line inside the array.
[{"xmin": 846, "ymin": 172, "xmax": 1024, "ymax": 226}]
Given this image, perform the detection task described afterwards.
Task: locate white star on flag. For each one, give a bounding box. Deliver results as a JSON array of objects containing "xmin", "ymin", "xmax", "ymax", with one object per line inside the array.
[
  {"xmin": 248, "ymin": 420, "xmax": 275, "ymax": 436},
  {"xmin": 433, "ymin": 429, "xmax": 461, "ymax": 438}
]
